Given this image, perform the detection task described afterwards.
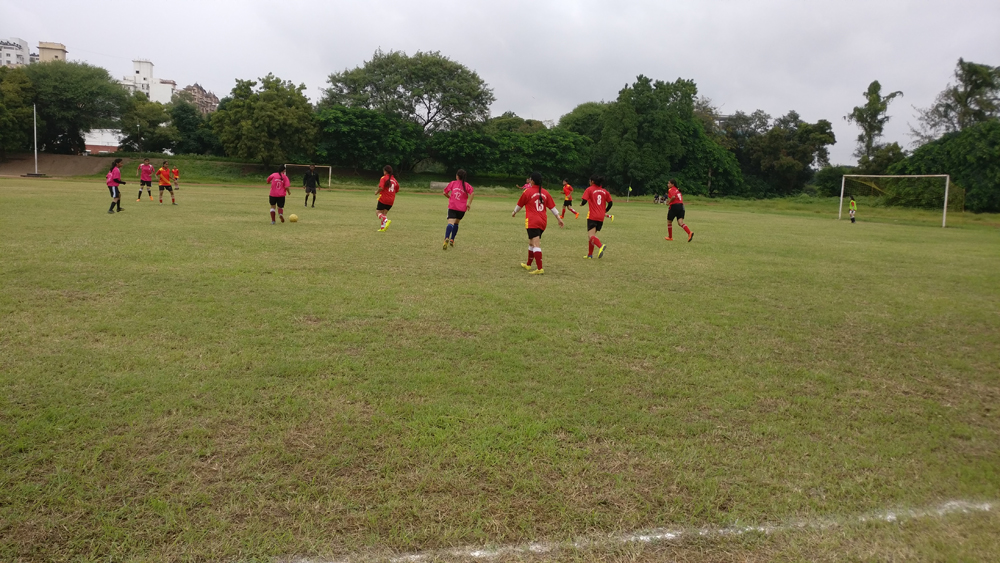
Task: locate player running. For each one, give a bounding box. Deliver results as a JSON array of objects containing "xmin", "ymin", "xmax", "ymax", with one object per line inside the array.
[
  {"xmin": 136, "ymin": 158, "xmax": 154, "ymax": 201},
  {"xmin": 156, "ymin": 161, "xmax": 177, "ymax": 205},
  {"xmin": 106, "ymin": 158, "xmax": 125, "ymax": 214},
  {"xmin": 376, "ymin": 165, "xmax": 398, "ymax": 232},
  {"xmin": 442, "ymin": 169, "xmax": 474, "ymax": 249},
  {"xmin": 665, "ymin": 179, "xmax": 693, "ymax": 242},
  {"xmin": 512, "ymin": 172, "xmax": 564, "ymax": 275},
  {"xmin": 560, "ymin": 179, "xmax": 579, "ymax": 219},
  {"xmin": 303, "ymin": 164, "xmax": 321, "ymax": 208},
  {"xmin": 849, "ymin": 196, "xmax": 857, "ymax": 223},
  {"xmin": 267, "ymin": 165, "xmax": 291, "ymax": 224},
  {"xmin": 580, "ymin": 175, "xmax": 612, "ymax": 259},
  {"xmin": 171, "ymin": 165, "xmax": 180, "ymax": 190}
]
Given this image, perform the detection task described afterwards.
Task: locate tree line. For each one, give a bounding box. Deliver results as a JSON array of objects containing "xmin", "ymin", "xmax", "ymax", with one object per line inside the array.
[{"xmin": 1, "ymin": 52, "xmax": 997, "ymax": 211}]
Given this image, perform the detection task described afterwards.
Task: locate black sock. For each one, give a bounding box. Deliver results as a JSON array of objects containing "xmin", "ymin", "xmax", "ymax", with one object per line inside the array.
[
  {"xmin": 109, "ymin": 201, "xmax": 116, "ymax": 212},
  {"xmin": 117, "ymin": 200, "xmax": 122, "ymax": 210},
  {"xmin": 138, "ymin": 190, "xmax": 143, "ymax": 199},
  {"xmin": 311, "ymin": 194, "xmax": 315, "ymax": 205},
  {"xmin": 452, "ymin": 224, "xmax": 459, "ymax": 239}
]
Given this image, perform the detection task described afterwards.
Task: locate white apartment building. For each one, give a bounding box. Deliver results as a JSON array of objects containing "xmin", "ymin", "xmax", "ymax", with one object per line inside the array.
[
  {"xmin": 0, "ymin": 37, "xmax": 30, "ymax": 67},
  {"xmin": 120, "ymin": 59, "xmax": 176, "ymax": 104}
]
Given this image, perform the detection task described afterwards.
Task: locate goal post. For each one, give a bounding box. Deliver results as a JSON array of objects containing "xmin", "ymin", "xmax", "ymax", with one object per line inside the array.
[
  {"xmin": 839, "ymin": 174, "xmax": 953, "ymax": 228},
  {"xmin": 283, "ymin": 163, "xmax": 332, "ymax": 189}
]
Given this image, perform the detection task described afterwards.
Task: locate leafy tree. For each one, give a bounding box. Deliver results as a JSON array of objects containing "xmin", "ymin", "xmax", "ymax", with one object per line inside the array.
[
  {"xmin": 720, "ymin": 109, "xmax": 771, "ymax": 176},
  {"xmin": 858, "ymin": 142, "xmax": 906, "ymax": 175},
  {"xmin": 428, "ymin": 129, "xmax": 500, "ymax": 176},
  {"xmin": 891, "ymin": 120, "xmax": 1000, "ymax": 213},
  {"xmin": 211, "ymin": 74, "xmax": 316, "ymax": 166},
  {"xmin": 117, "ymin": 92, "xmax": 177, "ymax": 153},
  {"xmin": 750, "ymin": 111, "xmax": 836, "ymax": 196},
  {"xmin": 485, "ymin": 111, "xmax": 547, "ymax": 135},
  {"xmin": 23, "ymin": 61, "xmax": 128, "ymax": 154},
  {"xmin": 845, "ymin": 80, "xmax": 902, "ymax": 162},
  {"xmin": 913, "ymin": 58, "xmax": 1000, "ymax": 142},
  {"xmin": 0, "ymin": 66, "xmax": 34, "ymax": 160},
  {"xmin": 811, "ymin": 165, "xmax": 857, "ymax": 197},
  {"xmin": 315, "ymin": 105, "xmax": 422, "ymax": 171},
  {"xmin": 322, "ymin": 50, "xmax": 495, "ymax": 132},
  {"xmin": 557, "ymin": 102, "xmax": 609, "ymax": 144},
  {"xmin": 170, "ymin": 100, "xmax": 223, "ymax": 155}
]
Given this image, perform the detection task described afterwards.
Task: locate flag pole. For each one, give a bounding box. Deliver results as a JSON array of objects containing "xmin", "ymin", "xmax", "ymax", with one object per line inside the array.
[{"xmin": 33, "ymin": 104, "xmax": 39, "ymax": 175}]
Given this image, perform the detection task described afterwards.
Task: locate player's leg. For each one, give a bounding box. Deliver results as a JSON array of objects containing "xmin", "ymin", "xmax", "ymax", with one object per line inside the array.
[
  {"xmin": 147, "ymin": 182, "xmax": 153, "ymax": 199},
  {"xmin": 665, "ymin": 217, "xmax": 674, "ymax": 240},
  {"xmin": 159, "ymin": 187, "xmax": 164, "ymax": 203},
  {"xmin": 278, "ymin": 197, "xmax": 285, "ymax": 222},
  {"xmin": 444, "ymin": 217, "xmax": 456, "ymax": 250},
  {"xmin": 108, "ymin": 186, "xmax": 118, "ymax": 213},
  {"xmin": 522, "ymin": 231, "xmax": 536, "ymax": 270},
  {"xmin": 269, "ymin": 196, "xmax": 277, "ymax": 223},
  {"xmin": 587, "ymin": 226, "xmax": 597, "ymax": 257},
  {"xmin": 529, "ymin": 234, "xmax": 544, "ymax": 274},
  {"xmin": 570, "ymin": 204, "xmax": 579, "ymax": 218},
  {"xmin": 678, "ymin": 217, "xmax": 693, "ymax": 242},
  {"xmin": 166, "ymin": 186, "xmax": 176, "ymax": 204},
  {"xmin": 137, "ymin": 184, "xmax": 144, "ymax": 201}
]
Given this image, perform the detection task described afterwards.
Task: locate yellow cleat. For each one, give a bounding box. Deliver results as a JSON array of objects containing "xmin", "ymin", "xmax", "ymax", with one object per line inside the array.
[
  {"xmin": 598, "ymin": 244, "xmax": 607, "ymax": 258},
  {"xmin": 443, "ymin": 240, "xmax": 449, "ymax": 250},
  {"xmin": 449, "ymin": 239, "xmax": 454, "ymax": 247},
  {"xmin": 607, "ymin": 214, "xmax": 614, "ymax": 222},
  {"xmin": 520, "ymin": 263, "xmax": 532, "ymax": 270},
  {"xmin": 529, "ymin": 268, "xmax": 545, "ymax": 275},
  {"xmin": 383, "ymin": 219, "xmax": 391, "ymax": 231},
  {"xmin": 583, "ymin": 255, "xmax": 592, "ymax": 259}
]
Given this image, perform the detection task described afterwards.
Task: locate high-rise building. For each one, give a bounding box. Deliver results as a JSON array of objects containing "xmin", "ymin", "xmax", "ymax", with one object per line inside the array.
[
  {"xmin": 37, "ymin": 42, "xmax": 67, "ymax": 62},
  {"xmin": 179, "ymin": 83, "xmax": 221, "ymax": 114},
  {"xmin": 120, "ymin": 59, "xmax": 176, "ymax": 104},
  {"xmin": 0, "ymin": 37, "xmax": 30, "ymax": 67}
]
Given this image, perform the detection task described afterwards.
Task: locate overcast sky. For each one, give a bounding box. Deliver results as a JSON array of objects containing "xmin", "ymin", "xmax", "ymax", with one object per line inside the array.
[{"xmin": 6, "ymin": 0, "xmax": 1000, "ymax": 164}]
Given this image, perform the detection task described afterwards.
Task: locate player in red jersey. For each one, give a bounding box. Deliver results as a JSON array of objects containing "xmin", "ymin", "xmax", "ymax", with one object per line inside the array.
[
  {"xmin": 512, "ymin": 172, "xmax": 564, "ymax": 275},
  {"xmin": 665, "ymin": 179, "xmax": 693, "ymax": 242},
  {"xmin": 580, "ymin": 175, "xmax": 613, "ymax": 259},
  {"xmin": 376, "ymin": 165, "xmax": 398, "ymax": 232},
  {"xmin": 136, "ymin": 158, "xmax": 154, "ymax": 201},
  {"xmin": 560, "ymin": 179, "xmax": 579, "ymax": 219},
  {"xmin": 156, "ymin": 161, "xmax": 177, "ymax": 205}
]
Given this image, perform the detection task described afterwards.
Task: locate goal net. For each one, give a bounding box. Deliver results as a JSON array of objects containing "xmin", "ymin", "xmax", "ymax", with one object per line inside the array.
[
  {"xmin": 839, "ymin": 175, "xmax": 963, "ymax": 228},
  {"xmin": 283, "ymin": 164, "xmax": 333, "ymax": 189}
]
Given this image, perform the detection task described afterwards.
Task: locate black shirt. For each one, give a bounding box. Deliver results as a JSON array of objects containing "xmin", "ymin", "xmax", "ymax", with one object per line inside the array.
[{"xmin": 303, "ymin": 171, "xmax": 321, "ymax": 189}]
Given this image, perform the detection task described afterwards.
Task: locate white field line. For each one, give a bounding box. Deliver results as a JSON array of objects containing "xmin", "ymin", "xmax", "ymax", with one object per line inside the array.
[{"xmin": 282, "ymin": 500, "xmax": 994, "ymax": 563}]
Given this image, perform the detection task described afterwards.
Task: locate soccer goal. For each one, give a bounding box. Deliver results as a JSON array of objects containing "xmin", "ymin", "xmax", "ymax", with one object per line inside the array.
[
  {"xmin": 839, "ymin": 174, "xmax": 961, "ymax": 228},
  {"xmin": 283, "ymin": 163, "xmax": 333, "ymax": 189}
]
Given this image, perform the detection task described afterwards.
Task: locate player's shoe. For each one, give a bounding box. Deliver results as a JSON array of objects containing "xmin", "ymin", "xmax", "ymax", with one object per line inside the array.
[
  {"xmin": 443, "ymin": 240, "xmax": 449, "ymax": 250},
  {"xmin": 279, "ymin": 214, "xmax": 285, "ymax": 223},
  {"xmin": 573, "ymin": 211, "xmax": 579, "ymax": 219},
  {"xmin": 149, "ymin": 196, "xmax": 153, "ymax": 201},
  {"xmin": 384, "ymin": 219, "xmax": 391, "ymax": 231},
  {"xmin": 271, "ymin": 221, "xmax": 276, "ymax": 225},
  {"xmin": 107, "ymin": 210, "xmax": 115, "ymax": 214},
  {"xmin": 520, "ymin": 263, "xmax": 532, "ymax": 271},
  {"xmin": 449, "ymin": 239, "xmax": 454, "ymax": 247},
  {"xmin": 116, "ymin": 208, "xmax": 124, "ymax": 212},
  {"xmin": 136, "ymin": 198, "xmax": 141, "ymax": 202},
  {"xmin": 172, "ymin": 202, "xmax": 178, "ymax": 206},
  {"xmin": 159, "ymin": 201, "xmax": 163, "ymax": 204},
  {"xmin": 664, "ymin": 237, "xmax": 673, "ymax": 241},
  {"xmin": 597, "ymin": 244, "xmax": 607, "ymax": 258},
  {"xmin": 687, "ymin": 232, "xmax": 694, "ymax": 242},
  {"xmin": 529, "ymin": 268, "xmax": 545, "ymax": 275},
  {"xmin": 584, "ymin": 255, "xmax": 592, "ymax": 259},
  {"xmin": 607, "ymin": 214, "xmax": 614, "ymax": 222}
]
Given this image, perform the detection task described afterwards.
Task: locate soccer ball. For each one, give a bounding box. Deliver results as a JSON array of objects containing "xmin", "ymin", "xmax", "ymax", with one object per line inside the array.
[{"xmin": 289, "ymin": 214, "xmax": 298, "ymax": 223}]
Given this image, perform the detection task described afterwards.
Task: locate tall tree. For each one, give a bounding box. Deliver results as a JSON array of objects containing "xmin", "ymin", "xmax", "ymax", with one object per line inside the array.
[
  {"xmin": 23, "ymin": 61, "xmax": 128, "ymax": 154},
  {"xmin": 845, "ymin": 80, "xmax": 903, "ymax": 161},
  {"xmin": 117, "ymin": 92, "xmax": 177, "ymax": 153},
  {"xmin": 0, "ymin": 66, "xmax": 34, "ymax": 160},
  {"xmin": 750, "ymin": 111, "xmax": 836, "ymax": 196},
  {"xmin": 913, "ymin": 58, "xmax": 1000, "ymax": 142},
  {"xmin": 315, "ymin": 105, "xmax": 422, "ymax": 171},
  {"xmin": 211, "ymin": 74, "xmax": 316, "ymax": 166},
  {"xmin": 557, "ymin": 102, "xmax": 608, "ymax": 144},
  {"xmin": 170, "ymin": 99, "xmax": 223, "ymax": 155},
  {"xmin": 322, "ymin": 50, "xmax": 495, "ymax": 132}
]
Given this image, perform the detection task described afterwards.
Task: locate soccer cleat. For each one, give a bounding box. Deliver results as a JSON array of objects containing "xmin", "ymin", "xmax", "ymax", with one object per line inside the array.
[
  {"xmin": 529, "ymin": 268, "xmax": 545, "ymax": 275},
  {"xmin": 172, "ymin": 202, "xmax": 178, "ymax": 206},
  {"xmin": 584, "ymin": 255, "xmax": 592, "ymax": 259},
  {"xmin": 136, "ymin": 198, "xmax": 141, "ymax": 202},
  {"xmin": 607, "ymin": 214, "xmax": 614, "ymax": 222},
  {"xmin": 383, "ymin": 219, "xmax": 391, "ymax": 231},
  {"xmin": 149, "ymin": 196, "xmax": 153, "ymax": 201},
  {"xmin": 443, "ymin": 240, "xmax": 449, "ymax": 250},
  {"xmin": 520, "ymin": 263, "xmax": 532, "ymax": 270},
  {"xmin": 159, "ymin": 201, "xmax": 163, "ymax": 204},
  {"xmin": 573, "ymin": 211, "xmax": 579, "ymax": 219},
  {"xmin": 107, "ymin": 210, "xmax": 115, "ymax": 214},
  {"xmin": 688, "ymin": 232, "xmax": 694, "ymax": 242},
  {"xmin": 664, "ymin": 237, "xmax": 673, "ymax": 241},
  {"xmin": 449, "ymin": 239, "xmax": 454, "ymax": 247},
  {"xmin": 311, "ymin": 204, "xmax": 315, "ymax": 208},
  {"xmin": 279, "ymin": 215, "xmax": 285, "ymax": 223},
  {"xmin": 598, "ymin": 244, "xmax": 607, "ymax": 258},
  {"xmin": 271, "ymin": 221, "xmax": 276, "ymax": 225}
]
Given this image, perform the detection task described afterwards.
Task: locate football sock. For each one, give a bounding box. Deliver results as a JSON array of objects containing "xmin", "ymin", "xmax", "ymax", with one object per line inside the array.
[
  {"xmin": 588, "ymin": 240, "xmax": 594, "ymax": 256},
  {"xmin": 451, "ymin": 224, "xmax": 458, "ymax": 240},
  {"xmin": 137, "ymin": 190, "xmax": 143, "ymax": 199},
  {"xmin": 116, "ymin": 200, "xmax": 122, "ymax": 211},
  {"xmin": 682, "ymin": 224, "xmax": 692, "ymax": 235},
  {"xmin": 526, "ymin": 248, "xmax": 534, "ymax": 266},
  {"xmin": 378, "ymin": 213, "xmax": 386, "ymax": 227},
  {"xmin": 171, "ymin": 196, "xmax": 175, "ymax": 203},
  {"xmin": 533, "ymin": 248, "xmax": 543, "ymax": 270},
  {"xmin": 109, "ymin": 201, "xmax": 117, "ymax": 212},
  {"xmin": 305, "ymin": 195, "xmax": 309, "ymax": 205},
  {"xmin": 270, "ymin": 209, "xmax": 276, "ymax": 221},
  {"xmin": 445, "ymin": 223, "xmax": 454, "ymax": 240},
  {"xmin": 590, "ymin": 235, "xmax": 601, "ymax": 248},
  {"xmin": 560, "ymin": 209, "xmax": 565, "ymax": 218},
  {"xmin": 668, "ymin": 225, "xmax": 673, "ymax": 239}
]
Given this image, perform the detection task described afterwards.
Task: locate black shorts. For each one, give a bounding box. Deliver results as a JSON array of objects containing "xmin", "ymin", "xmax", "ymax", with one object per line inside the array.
[
  {"xmin": 377, "ymin": 201, "xmax": 393, "ymax": 211},
  {"xmin": 159, "ymin": 184, "xmax": 173, "ymax": 192},
  {"xmin": 668, "ymin": 203, "xmax": 685, "ymax": 221},
  {"xmin": 526, "ymin": 228, "xmax": 544, "ymax": 239},
  {"xmin": 587, "ymin": 219, "xmax": 604, "ymax": 232},
  {"xmin": 269, "ymin": 195, "xmax": 286, "ymax": 207},
  {"xmin": 107, "ymin": 185, "xmax": 120, "ymax": 198},
  {"xmin": 563, "ymin": 199, "xmax": 573, "ymax": 207},
  {"xmin": 304, "ymin": 186, "xmax": 317, "ymax": 193},
  {"xmin": 447, "ymin": 209, "xmax": 466, "ymax": 220},
  {"xmin": 140, "ymin": 180, "xmax": 152, "ymax": 187}
]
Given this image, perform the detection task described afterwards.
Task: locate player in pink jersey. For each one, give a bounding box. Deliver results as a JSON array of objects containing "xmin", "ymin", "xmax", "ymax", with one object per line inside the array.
[
  {"xmin": 266, "ymin": 165, "xmax": 291, "ymax": 224},
  {"xmin": 442, "ymin": 169, "xmax": 474, "ymax": 249},
  {"xmin": 105, "ymin": 158, "xmax": 125, "ymax": 214},
  {"xmin": 136, "ymin": 158, "xmax": 154, "ymax": 201}
]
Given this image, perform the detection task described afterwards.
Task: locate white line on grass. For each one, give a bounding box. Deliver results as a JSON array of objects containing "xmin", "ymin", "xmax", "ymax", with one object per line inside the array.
[{"xmin": 282, "ymin": 500, "xmax": 994, "ymax": 563}]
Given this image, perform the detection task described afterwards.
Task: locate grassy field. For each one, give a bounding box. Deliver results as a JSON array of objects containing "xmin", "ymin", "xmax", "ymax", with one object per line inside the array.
[{"xmin": 1, "ymin": 178, "xmax": 999, "ymax": 562}]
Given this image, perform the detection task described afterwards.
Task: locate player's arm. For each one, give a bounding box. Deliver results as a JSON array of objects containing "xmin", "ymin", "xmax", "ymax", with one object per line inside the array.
[
  {"xmin": 466, "ymin": 192, "xmax": 474, "ymax": 209},
  {"xmin": 547, "ymin": 199, "xmax": 564, "ymax": 227},
  {"xmin": 605, "ymin": 200, "xmax": 613, "ymax": 212}
]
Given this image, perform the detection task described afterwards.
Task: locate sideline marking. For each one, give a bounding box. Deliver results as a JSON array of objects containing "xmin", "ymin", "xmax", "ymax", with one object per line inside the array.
[{"xmin": 282, "ymin": 500, "xmax": 993, "ymax": 563}]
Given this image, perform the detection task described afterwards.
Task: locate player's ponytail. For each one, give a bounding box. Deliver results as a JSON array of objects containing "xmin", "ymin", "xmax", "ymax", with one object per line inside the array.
[
  {"xmin": 456, "ymin": 168, "xmax": 468, "ymax": 191},
  {"xmin": 110, "ymin": 158, "xmax": 122, "ymax": 171},
  {"xmin": 531, "ymin": 171, "xmax": 543, "ymax": 200},
  {"xmin": 277, "ymin": 164, "xmax": 286, "ymax": 174}
]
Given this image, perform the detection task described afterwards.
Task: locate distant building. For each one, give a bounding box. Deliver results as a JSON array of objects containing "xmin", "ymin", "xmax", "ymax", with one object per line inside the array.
[
  {"xmin": 84, "ymin": 129, "xmax": 124, "ymax": 155},
  {"xmin": 180, "ymin": 83, "xmax": 221, "ymax": 114},
  {"xmin": 0, "ymin": 37, "xmax": 30, "ymax": 67},
  {"xmin": 120, "ymin": 59, "xmax": 176, "ymax": 104},
  {"xmin": 37, "ymin": 42, "xmax": 67, "ymax": 62}
]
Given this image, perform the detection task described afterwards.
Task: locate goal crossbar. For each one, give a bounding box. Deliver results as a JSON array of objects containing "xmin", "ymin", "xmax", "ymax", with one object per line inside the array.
[
  {"xmin": 839, "ymin": 174, "xmax": 951, "ymax": 228},
  {"xmin": 284, "ymin": 164, "xmax": 333, "ymax": 189}
]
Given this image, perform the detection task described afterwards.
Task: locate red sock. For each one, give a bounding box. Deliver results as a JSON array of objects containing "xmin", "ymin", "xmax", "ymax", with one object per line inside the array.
[
  {"xmin": 560, "ymin": 210, "xmax": 565, "ymax": 218},
  {"xmin": 159, "ymin": 198, "xmax": 163, "ymax": 203},
  {"xmin": 378, "ymin": 213, "xmax": 386, "ymax": 225},
  {"xmin": 527, "ymin": 249, "xmax": 534, "ymax": 266},
  {"xmin": 588, "ymin": 240, "xmax": 594, "ymax": 255},
  {"xmin": 270, "ymin": 210, "xmax": 275, "ymax": 221},
  {"xmin": 668, "ymin": 225, "xmax": 673, "ymax": 238},
  {"xmin": 171, "ymin": 197, "xmax": 175, "ymax": 203},
  {"xmin": 682, "ymin": 224, "xmax": 691, "ymax": 235},
  {"xmin": 534, "ymin": 250, "xmax": 543, "ymax": 270},
  {"xmin": 590, "ymin": 235, "xmax": 601, "ymax": 248}
]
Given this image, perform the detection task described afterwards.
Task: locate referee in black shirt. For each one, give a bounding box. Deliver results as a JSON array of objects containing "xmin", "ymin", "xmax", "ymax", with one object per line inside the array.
[{"xmin": 303, "ymin": 164, "xmax": 321, "ymax": 207}]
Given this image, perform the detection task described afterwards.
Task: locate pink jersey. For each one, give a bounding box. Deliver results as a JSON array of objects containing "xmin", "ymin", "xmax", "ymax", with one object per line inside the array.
[
  {"xmin": 445, "ymin": 180, "xmax": 474, "ymax": 212},
  {"xmin": 267, "ymin": 172, "xmax": 290, "ymax": 197},
  {"xmin": 138, "ymin": 164, "xmax": 153, "ymax": 181},
  {"xmin": 106, "ymin": 167, "xmax": 121, "ymax": 186}
]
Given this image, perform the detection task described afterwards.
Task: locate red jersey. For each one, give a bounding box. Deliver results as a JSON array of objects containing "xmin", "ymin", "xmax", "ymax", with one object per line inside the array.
[
  {"xmin": 378, "ymin": 174, "xmax": 398, "ymax": 205},
  {"xmin": 668, "ymin": 186, "xmax": 683, "ymax": 206},
  {"xmin": 156, "ymin": 167, "xmax": 172, "ymax": 186},
  {"xmin": 171, "ymin": 168, "xmax": 180, "ymax": 179},
  {"xmin": 562, "ymin": 184, "xmax": 573, "ymax": 200},
  {"xmin": 582, "ymin": 185, "xmax": 612, "ymax": 222},
  {"xmin": 516, "ymin": 186, "xmax": 557, "ymax": 230}
]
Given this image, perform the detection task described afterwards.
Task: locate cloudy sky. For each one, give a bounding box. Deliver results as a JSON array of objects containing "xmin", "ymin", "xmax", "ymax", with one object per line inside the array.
[{"xmin": 7, "ymin": 0, "xmax": 999, "ymax": 163}]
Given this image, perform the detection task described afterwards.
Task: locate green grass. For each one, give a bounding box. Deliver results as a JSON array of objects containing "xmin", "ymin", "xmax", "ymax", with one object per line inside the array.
[{"xmin": 1, "ymin": 178, "xmax": 999, "ymax": 562}]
